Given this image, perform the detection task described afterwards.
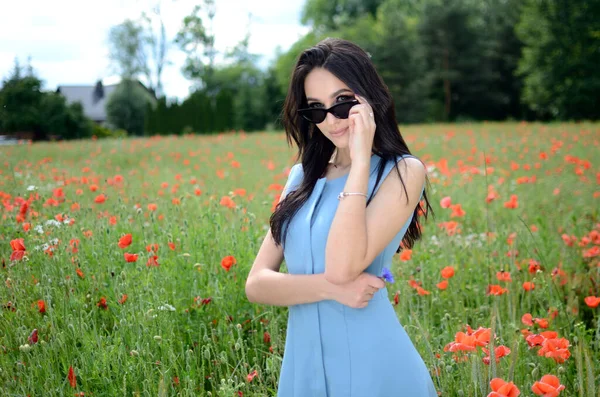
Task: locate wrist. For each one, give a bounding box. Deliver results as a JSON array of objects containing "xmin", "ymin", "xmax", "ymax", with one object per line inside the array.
[
  {"xmin": 319, "ymin": 273, "xmax": 340, "ymax": 301},
  {"xmin": 351, "ymin": 157, "xmax": 371, "ymax": 169}
]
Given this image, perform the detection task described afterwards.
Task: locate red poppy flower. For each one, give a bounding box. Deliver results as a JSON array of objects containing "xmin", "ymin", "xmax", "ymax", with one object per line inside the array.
[
  {"xmin": 68, "ymin": 366, "xmax": 77, "ymax": 388},
  {"xmin": 487, "ymin": 377, "xmax": 520, "ymax": 397},
  {"xmin": 441, "ymin": 266, "xmax": 455, "ymax": 279},
  {"xmin": 118, "ymin": 234, "xmax": 132, "ymax": 248},
  {"xmin": 28, "ymin": 328, "xmax": 38, "ymax": 344},
  {"xmin": 584, "ymin": 296, "xmax": 600, "ymax": 308},
  {"xmin": 538, "ymin": 337, "xmax": 571, "ymax": 363},
  {"xmin": 440, "ymin": 196, "xmax": 452, "ymax": 208},
  {"xmin": 450, "ymin": 204, "xmax": 466, "ymax": 217},
  {"xmin": 399, "ymin": 249, "xmax": 413, "ymax": 261},
  {"xmin": 97, "ymin": 297, "xmax": 108, "ymax": 310},
  {"xmin": 531, "ymin": 374, "xmax": 565, "ymax": 397},
  {"xmin": 10, "ymin": 238, "xmax": 26, "ymax": 251},
  {"xmin": 10, "ymin": 238, "xmax": 26, "ymax": 261},
  {"xmin": 220, "ymin": 196, "xmax": 236, "ymax": 209},
  {"xmin": 246, "ymin": 369, "xmax": 257, "ymax": 382},
  {"xmin": 436, "ymin": 280, "xmax": 448, "ymax": 290},
  {"xmin": 221, "ymin": 255, "xmax": 237, "ymax": 272},
  {"xmin": 487, "ymin": 285, "xmax": 508, "ymax": 296},
  {"xmin": 482, "ymin": 345, "xmax": 511, "ymax": 365},
  {"xmin": 496, "ymin": 271, "xmax": 512, "ymax": 282},
  {"xmin": 503, "ymin": 195, "xmax": 519, "ymax": 209},
  {"xmin": 523, "ymin": 282, "xmax": 535, "ymax": 291},
  {"xmin": 94, "ymin": 194, "xmax": 106, "ymax": 203}
]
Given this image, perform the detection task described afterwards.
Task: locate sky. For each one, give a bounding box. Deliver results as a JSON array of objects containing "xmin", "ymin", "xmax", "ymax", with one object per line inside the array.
[{"xmin": 0, "ymin": 0, "xmax": 310, "ymax": 100}]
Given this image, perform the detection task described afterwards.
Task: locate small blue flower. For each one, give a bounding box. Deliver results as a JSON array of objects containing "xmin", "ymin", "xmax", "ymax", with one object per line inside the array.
[{"xmin": 380, "ymin": 266, "xmax": 395, "ymax": 283}]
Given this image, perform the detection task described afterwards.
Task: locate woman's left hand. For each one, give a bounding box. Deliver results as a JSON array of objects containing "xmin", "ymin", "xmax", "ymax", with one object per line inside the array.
[{"xmin": 348, "ymin": 94, "xmax": 375, "ymax": 164}]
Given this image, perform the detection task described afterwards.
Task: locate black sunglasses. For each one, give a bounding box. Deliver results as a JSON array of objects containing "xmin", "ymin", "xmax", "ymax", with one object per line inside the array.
[{"xmin": 297, "ymin": 99, "xmax": 359, "ymax": 124}]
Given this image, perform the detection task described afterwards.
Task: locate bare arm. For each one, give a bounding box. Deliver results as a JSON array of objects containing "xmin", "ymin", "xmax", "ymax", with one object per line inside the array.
[
  {"xmin": 245, "ymin": 227, "xmax": 339, "ymax": 306},
  {"xmin": 245, "ymin": 166, "xmax": 384, "ymax": 307},
  {"xmin": 325, "ymin": 157, "xmax": 426, "ymax": 284}
]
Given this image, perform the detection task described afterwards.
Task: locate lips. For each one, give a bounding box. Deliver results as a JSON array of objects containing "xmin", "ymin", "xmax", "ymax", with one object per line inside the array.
[{"xmin": 331, "ymin": 127, "xmax": 348, "ymax": 136}]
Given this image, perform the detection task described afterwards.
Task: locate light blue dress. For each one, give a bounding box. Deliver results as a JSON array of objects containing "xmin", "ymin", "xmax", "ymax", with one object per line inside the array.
[{"xmin": 278, "ymin": 153, "xmax": 438, "ymax": 397}]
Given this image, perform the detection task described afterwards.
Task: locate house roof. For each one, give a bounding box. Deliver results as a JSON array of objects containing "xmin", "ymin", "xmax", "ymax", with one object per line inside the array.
[
  {"xmin": 56, "ymin": 80, "xmax": 155, "ymax": 122},
  {"xmin": 56, "ymin": 84, "xmax": 118, "ymax": 122}
]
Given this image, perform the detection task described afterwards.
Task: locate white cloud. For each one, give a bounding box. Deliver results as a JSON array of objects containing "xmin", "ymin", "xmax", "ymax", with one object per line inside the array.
[{"xmin": 0, "ymin": 0, "xmax": 310, "ymax": 100}]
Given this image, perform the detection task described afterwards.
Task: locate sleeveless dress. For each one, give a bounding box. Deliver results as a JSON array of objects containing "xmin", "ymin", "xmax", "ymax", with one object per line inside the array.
[{"xmin": 277, "ymin": 153, "xmax": 438, "ymax": 397}]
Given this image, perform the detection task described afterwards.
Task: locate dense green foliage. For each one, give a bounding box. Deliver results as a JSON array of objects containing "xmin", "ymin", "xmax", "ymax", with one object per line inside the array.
[
  {"xmin": 0, "ymin": 62, "xmax": 93, "ymax": 140},
  {"xmin": 1, "ymin": 0, "xmax": 597, "ymax": 140},
  {"xmin": 105, "ymin": 79, "xmax": 155, "ymax": 136}
]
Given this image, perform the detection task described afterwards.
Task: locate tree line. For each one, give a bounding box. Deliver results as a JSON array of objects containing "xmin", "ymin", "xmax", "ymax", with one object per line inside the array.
[{"xmin": 1, "ymin": 0, "xmax": 598, "ymax": 140}]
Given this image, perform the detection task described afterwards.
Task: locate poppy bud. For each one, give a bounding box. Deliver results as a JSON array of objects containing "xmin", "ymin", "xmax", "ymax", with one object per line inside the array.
[
  {"xmin": 19, "ymin": 344, "xmax": 32, "ymax": 352},
  {"xmin": 531, "ymin": 366, "xmax": 539, "ymax": 379}
]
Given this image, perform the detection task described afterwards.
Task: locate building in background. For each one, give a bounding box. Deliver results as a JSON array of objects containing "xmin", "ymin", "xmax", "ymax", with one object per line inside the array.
[{"xmin": 57, "ymin": 80, "xmax": 155, "ymax": 125}]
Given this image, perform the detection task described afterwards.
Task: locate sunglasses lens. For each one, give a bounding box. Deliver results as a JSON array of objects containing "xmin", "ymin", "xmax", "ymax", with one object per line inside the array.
[
  {"xmin": 331, "ymin": 102, "xmax": 356, "ymax": 119},
  {"xmin": 300, "ymin": 109, "xmax": 326, "ymax": 124}
]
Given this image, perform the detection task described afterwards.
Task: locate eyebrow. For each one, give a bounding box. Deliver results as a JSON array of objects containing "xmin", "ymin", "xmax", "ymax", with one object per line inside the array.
[{"xmin": 306, "ymin": 88, "xmax": 353, "ymax": 102}]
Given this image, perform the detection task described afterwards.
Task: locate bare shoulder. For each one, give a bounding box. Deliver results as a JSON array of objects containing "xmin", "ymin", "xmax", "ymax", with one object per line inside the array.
[
  {"xmin": 398, "ymin": 156, "xmax": 427, "ymax": 181},
  {"xmin": 383, "ymin": 155, "xmax": 427, "ymax": 197}
]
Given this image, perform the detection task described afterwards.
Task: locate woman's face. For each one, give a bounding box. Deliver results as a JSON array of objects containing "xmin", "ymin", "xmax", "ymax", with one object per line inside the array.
[{"xmin": 304, "ymin": 67, "xmax": 356, "ymax": 147}]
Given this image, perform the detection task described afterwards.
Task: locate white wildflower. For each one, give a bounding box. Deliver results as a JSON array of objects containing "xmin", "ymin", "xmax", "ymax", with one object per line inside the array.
[
  {"xmin": 158, "ymin": 303, "xmax": 176, "ymax": 312},
  {"xmin": 44, "ymin": 219, "xmax": 62, "ymax": 228}
]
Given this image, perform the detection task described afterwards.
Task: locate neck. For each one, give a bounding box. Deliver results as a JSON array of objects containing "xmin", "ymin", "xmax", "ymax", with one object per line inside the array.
[{"xmin": 331, "ymin": 148, "xmax": 352, "ymax": 168}]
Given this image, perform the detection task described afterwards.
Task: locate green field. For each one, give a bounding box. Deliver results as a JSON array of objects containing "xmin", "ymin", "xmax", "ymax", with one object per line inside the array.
[{"xmin": 1, "ymin": 122, "xmax": 599, "ymax": 396}]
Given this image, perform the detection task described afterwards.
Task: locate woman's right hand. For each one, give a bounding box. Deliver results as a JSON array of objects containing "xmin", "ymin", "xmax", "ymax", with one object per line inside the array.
[{"xmin": 332, "ymin": 272, "xmax": 386, "ymax": 308}]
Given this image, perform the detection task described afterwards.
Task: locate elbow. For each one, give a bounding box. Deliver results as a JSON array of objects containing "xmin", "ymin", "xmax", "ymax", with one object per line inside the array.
[
  {"xmin": 324, "ymin": 267, "xmax": 355, "ymax": 285},
  {"xmin": 245, "ymin": 277, "xmax": 258, "ymax": 303}
]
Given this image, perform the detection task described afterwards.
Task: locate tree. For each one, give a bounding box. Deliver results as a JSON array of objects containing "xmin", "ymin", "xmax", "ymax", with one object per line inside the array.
[
  {"xmin": 472, "ymin": 0, "xmax": 528, "ymax": 120},
  {"xmin": 212, "ymin": 31, "xmax": 267, "ymax": 130},
  {"xmin": 108, "ymin": 19, "xmax": 147, "ymax": 80},
  {"xmin": 175, "ymin": 1, "xmax": 217, "ymax": 93},
  {"xmin": 0, "ymin": 58, "xmax": 43, "ymax": 135},
  {"xmin": 419, "ymin": 0, "xmax": 486, "ymax": 121},
  {"xmin": 139, "ymin": 2, "xmax": 170, "ymax": 98},
  {"xmin": 0, "ymin": 58, "xmax": 93, "ymax": 139},
  {"xmin": 39, "ymin": 93, "xmax": 93, "ymax": 139},
  {"xmin": 105, "ymin": 79, "xmax": 155, "ymax": 135},
  {"xmin": 301, "ymin": 0, "xmax": 386, "ymax": 32},
  {"xmin": 372, "ymin": 0, "xmax": 430, "ymax": 123},
  {"xmin": 108, "ymin": 4, "xmax": 170, "ymax": 99},
  {"xmin": 515, "ymin": 0, "xmax": 600, "ymax": 120}
]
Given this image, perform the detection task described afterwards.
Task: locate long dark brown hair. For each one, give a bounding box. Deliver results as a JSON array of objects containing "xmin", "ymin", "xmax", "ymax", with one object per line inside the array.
[{"xmin": 270, "ymin": 37, "xmax": 434, "ymax": 253}]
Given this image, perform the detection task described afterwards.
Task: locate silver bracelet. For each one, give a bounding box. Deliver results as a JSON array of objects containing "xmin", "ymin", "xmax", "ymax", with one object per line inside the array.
[{"xmin": 337, "ymin": 192, "xmax": 368, "ymax": 201}]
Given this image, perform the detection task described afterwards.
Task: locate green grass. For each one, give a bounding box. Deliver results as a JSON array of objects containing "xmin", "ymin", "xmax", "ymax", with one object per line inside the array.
[{"xmin": 1, "ymin": 122, "xmax": 598, "ymax": 396}]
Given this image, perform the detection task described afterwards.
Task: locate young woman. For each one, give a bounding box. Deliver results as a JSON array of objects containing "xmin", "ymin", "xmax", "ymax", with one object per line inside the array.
[{"xmin": 245, "ymin": 38, "xmax": 437, "ymax": 397}]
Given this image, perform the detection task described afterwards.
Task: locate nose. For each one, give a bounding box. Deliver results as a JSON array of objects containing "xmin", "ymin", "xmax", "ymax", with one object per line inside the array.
[{"xmin": 324, "ymin": 111, "xmax": 339, "ymax": 126}]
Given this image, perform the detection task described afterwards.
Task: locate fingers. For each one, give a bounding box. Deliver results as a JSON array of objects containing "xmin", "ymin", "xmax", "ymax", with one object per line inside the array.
[
  {"xmin": 352, "ymin": 94, "xmax": 374, "ymax": 122},
  {"xmin": 355, "ymin": 94, "xmax": 371, "ymax": 108},
  {"xmin": 368, "ymin": 276, "xmax": 385, "ymax": 289}
]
